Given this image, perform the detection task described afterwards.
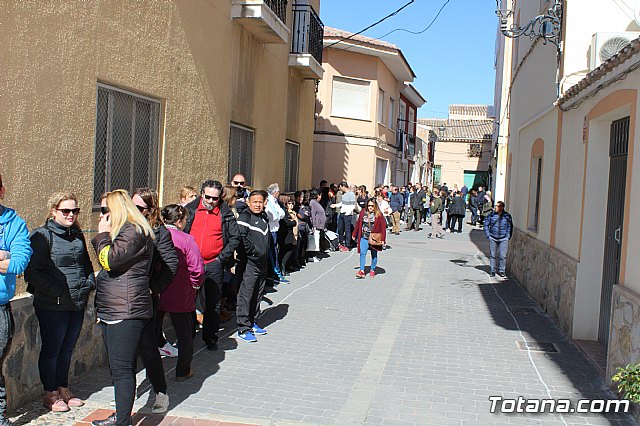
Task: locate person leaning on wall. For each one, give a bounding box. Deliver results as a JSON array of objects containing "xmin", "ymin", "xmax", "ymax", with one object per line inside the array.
[
  {"xmin": 25, "ymin": 192, "xmax": 94, "ymax": 413},
  {"xmin": 0, "ymin": 173, "xmax": 32, "ymax": 426}
]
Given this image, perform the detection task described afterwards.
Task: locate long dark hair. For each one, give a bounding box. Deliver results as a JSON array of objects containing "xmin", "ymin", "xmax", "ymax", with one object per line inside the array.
[{"xmin": 135, "ymin": 187, "xmax": 163, "ymax": 228}]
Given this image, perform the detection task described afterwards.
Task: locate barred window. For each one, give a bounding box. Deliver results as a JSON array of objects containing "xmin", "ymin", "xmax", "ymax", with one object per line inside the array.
[
  {"xmin": 93, "ymin": 85, "xmax": 160, "ymax": 206},
  {"xmin": 433, "ymin": 165, "xmax": 442, "ymax": 186},
  {"xmin": 229, "ymin": 124, "xmax": 254, "ymax": 185},
  {"xmin": 284, "ymin": 141, "xmax": 300, "ymax": 193}
]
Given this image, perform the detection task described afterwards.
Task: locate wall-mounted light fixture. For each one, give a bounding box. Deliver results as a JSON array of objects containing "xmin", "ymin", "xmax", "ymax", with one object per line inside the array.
[{"xmin": 496, "ymin": 0, "xmax": 562, "ymax": 49}]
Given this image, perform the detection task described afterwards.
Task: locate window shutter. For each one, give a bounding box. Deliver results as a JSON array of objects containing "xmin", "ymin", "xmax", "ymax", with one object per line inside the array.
[{"xmin": 332, "ymin": 78, "xmax": 370, "ymax": 120}]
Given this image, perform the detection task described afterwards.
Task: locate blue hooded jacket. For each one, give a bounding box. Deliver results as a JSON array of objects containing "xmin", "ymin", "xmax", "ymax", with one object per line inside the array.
[{"xmin": 0, "ymin": 206, "xmax": 32, "ymax": 304}]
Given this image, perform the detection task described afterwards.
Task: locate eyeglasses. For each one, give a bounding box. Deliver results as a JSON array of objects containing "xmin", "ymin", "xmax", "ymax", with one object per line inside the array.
[
  {"xmin": 57, "ymin": 208, "xmax": 80, "ymax": 216},
  {"xmin": 232, "ymin": 181, "xmax": 245, "ymax": 186},
  {"xmin": 135, "ymin": 205, "xmax": 148, "ymax": 213},
  {"xmin": 100, "ymin": 207, "xmax": 109, "ymax": 215},
  {"xmin": 203, "ymin": 194, "xmax": 220, "ymax": 201},
  {"xmin": 367, "ymin": 204, "xmax": 375, "ymax": 208}
]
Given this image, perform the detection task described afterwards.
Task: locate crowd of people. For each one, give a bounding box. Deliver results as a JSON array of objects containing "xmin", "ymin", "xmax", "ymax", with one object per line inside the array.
[{"xmin": 0, "ymin": 171, "xmax": 513, "ymax": 426}]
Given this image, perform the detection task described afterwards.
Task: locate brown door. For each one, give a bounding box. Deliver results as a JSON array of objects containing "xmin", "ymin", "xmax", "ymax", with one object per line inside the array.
[{"xmin": 598, "ymin": 117, "xmax": 629, "ymax": 348}]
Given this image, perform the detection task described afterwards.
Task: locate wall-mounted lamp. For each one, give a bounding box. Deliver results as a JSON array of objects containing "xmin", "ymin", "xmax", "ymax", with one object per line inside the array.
[{"xmin": 496, "ymin": 0, "xmax": 562, "ymax": 49}]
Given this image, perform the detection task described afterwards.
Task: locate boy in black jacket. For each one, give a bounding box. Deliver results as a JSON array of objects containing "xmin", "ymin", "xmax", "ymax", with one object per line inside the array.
[{"xmin": 235, "ymin": 191, "xmax": 270, "ymax": 343}]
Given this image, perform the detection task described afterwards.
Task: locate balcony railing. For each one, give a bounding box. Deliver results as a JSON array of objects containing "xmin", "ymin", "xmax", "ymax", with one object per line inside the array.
[
  {"xmin": 291, "ymin": 3, "xmax": 324, "ymax": 64},
  {"xmin": 265, "ymin": 0, "xmax": 287, "ymax": 24}
]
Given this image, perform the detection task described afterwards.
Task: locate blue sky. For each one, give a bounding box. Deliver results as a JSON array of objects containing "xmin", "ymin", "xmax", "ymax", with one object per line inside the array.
[{"xmin": 319, "ymin": 0, "xmax": 498, "ymax": 119}]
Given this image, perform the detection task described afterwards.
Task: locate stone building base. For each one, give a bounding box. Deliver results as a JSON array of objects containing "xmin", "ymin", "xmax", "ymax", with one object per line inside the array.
[
  {"xmin": 507, "ymin": 228, "xmax": 577, "ymax": 336},
  {"xmin": 607, "ymin": 285, "xmax": 640, "ymax": 382},
  {"xmin": 6, "ymin": 293, "xmax": 108, "ymax": 411}
]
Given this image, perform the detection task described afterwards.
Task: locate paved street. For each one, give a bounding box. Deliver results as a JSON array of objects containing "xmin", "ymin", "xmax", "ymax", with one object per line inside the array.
[{"xmin": 12, "ymin": 223, "xmax": 637, "ymax": 426}]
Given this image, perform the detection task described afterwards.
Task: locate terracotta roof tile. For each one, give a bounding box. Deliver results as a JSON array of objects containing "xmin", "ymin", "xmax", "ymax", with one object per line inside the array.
[
  {"xmin": 448, "ymin": 105, "xmax": 489, "ymax": 118},
  {"xmin": 323, "ymin": 26, "xmax": 398, "ymax": 50},
  {"xmin": 558, "ymin": 36, "xmax": 640, "ymax": 106},
  {"xmin": 417, "ymin": 118, "xmax": 494, "ymax": 141}
]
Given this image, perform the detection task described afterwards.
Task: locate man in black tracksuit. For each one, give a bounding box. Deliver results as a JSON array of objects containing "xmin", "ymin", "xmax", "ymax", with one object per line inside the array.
[{"xmin": 235, "ymin": 191, "xmax": 270, "ymax": 343}]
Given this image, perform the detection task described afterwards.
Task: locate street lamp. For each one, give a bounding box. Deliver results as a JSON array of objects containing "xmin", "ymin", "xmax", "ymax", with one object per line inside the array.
[{"xmin": 496, "ymin": 0, "xmax": 562, "ymax": 49}]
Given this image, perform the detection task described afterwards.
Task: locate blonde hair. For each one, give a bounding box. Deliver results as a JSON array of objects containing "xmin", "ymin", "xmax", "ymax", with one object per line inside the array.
[
  {"xmin": 180, "ymin": 186, "xmax": 196, "ymax": 200},
  {"xmin": 47, "ymin": 192, "xmax": 78, "ymax": 220},
  {"xmin": 105, "ymin": 189, "xmax": 155, "ymax": 241}
]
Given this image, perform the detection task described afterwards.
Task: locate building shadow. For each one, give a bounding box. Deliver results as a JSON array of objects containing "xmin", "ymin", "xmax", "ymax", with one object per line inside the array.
[{"xmin": 458, "ymin": 236, "xmax": 634, "ymax": 421}]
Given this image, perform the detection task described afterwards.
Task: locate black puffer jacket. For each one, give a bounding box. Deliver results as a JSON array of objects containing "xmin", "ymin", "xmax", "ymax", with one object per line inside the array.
[
  {"xmin": 92, "ymin": 222, "xmax": 154, "ymax": 321},
  {"xmin": 149, "ymin": 225, "xmax": 178, "ymax": 294},
  {"xmin": 25, "ymin": 220, "xmax": 95, "ymax": 311}
]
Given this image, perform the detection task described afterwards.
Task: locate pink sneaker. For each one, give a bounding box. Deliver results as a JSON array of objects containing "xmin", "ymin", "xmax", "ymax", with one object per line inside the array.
[
  {"xmin": 369, "ymin": 270, "xmax": 376, "ymax": 278},
  {"xmin": 58, "ymin": 387, "xmax": 84, "ymax": 407},
  {"xmin": 356, "ymin": 270, "xmax": 365, "ymax": 279}
]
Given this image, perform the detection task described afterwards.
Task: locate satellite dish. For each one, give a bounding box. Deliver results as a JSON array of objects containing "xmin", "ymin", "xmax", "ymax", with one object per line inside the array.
[{"xmin": 599, "ymin": 37, "xmax": 631, "ymax": 63}]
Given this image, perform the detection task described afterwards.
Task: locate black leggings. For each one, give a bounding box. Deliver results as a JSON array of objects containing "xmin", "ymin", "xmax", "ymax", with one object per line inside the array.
[
  {"xmin": 156, "ymin": 311, "xmax": 194, "ymax": 377},
  {"xmin": 101, "ymin": 319, "xmax": 146, "ymax": 426}
]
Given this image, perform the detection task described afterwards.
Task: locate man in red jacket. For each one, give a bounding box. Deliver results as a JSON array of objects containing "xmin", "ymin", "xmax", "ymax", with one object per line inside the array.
[{"xmin": 184, "ymin": 180, "xmax": 240, "ymax": 351}]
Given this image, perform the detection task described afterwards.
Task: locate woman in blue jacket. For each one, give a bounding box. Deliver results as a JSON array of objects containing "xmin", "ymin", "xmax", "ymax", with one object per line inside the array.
[{"xmin": 0, "ymin": 173, "xmax": 32, "ymax": 425}]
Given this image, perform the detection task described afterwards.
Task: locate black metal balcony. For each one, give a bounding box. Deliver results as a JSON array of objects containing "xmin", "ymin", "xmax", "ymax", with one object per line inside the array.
[
  {"xmin": 291, "ymin": 3, "xmax": 324, "ymax": 64},
  {"xmin": 265, "ymin": 0, "xmax": 287, "ymax": 24}
]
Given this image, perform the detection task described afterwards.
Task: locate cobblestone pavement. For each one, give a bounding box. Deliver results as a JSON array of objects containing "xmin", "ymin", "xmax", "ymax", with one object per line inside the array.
[{"xmin": 11, "ymin": 223, "xmax": 638, "ymax": 425}]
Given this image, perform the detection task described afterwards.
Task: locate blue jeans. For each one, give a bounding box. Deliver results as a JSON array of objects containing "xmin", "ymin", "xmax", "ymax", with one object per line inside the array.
[
  {"xmin": 337, "ymin": 213, "xmax": 354, "ymax": 248},
  {"xmin": 268, "ymin": 231, "xmax": 283, "ymax": 279},
  {"xmin": 359, "ymin": 238, "xmax": 378, "ymax": 272},
  {"xmin": 489, "ymin": 238, "xmax": 509, "ymax": 274},
  {"xmin": 0, "ymin": 304, "xmax": 13, "ymax": 420},
  {"xmin": 34, "ymin": 307, "xmax": 84, "ymax": 392}
]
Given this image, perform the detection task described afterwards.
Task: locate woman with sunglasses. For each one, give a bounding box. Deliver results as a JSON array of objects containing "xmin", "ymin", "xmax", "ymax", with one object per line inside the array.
[
  {"xmin": 352, "ymin": 200, "xmax": 386, "ymax": 279},
  {"xmin": 25, "ymin": 192, "xmax": 94, "ymax": 412},
  {"xmin": 91, "ymin": 190, "xmax": 155, "ymax": 426},
  {"xmin": 132, "ymin": 188, "xmax": 178, "ymax": 413}
]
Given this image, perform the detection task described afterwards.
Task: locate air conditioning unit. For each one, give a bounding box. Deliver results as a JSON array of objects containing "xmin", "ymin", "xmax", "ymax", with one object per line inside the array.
[{"xmin": 590, "ymin": 32, "xmax": 640, "ymax": 70}]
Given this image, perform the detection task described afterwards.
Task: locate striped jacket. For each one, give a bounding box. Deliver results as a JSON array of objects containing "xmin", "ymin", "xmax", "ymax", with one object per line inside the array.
[{"xmin": 237, "ymin": 209, "xmax": 270, "ymax": 263}]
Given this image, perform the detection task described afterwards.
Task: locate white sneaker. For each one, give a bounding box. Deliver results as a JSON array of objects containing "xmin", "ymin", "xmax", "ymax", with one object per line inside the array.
[
  {"xmin": 158, "ymin": 342, "xmax": 178, "ymax": 358},
  {"xmin": 152, "ymin": 392, "xmax": 169, "ymax": 414},
  {"xmin": 310, "ymin": 257, "xmax": 321, "ymax": 263},
  {"xmin": 446, "ymin": 229, "xmax": 451, "ymax": 233}
]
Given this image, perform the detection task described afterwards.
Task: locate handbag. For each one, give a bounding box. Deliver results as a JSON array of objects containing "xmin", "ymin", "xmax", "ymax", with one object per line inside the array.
[
  {"xmin": 366, "ymin": 215, "xmax": 383, "ymax": 246},
  {"xmin": 307, "ymin": 229, "xmax": 321, "ymax": 251}
]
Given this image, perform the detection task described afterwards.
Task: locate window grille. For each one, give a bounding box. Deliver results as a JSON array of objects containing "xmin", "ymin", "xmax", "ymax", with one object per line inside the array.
[
  {"xmin": 468, "ymin": 143, "xmax": 483, "ymax": 158},
  {"xmin": 93, "ymin": 85, "xmax": 160, "ymax": 207},
  {"xmin": 284, "ymin": 141, "xmax": 300, "ymax": 192},
  {"xmin": 229, "ymin": 124, "xmax": 254, "ymax": 185}
]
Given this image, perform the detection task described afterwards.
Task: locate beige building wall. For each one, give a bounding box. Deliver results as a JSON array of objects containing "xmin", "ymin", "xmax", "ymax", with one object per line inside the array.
[
  {"xmin": 313, "ymin": 47, "xmax": 405, "ymax": 189},
  {"xmin": 0, "ymin": 0, "xmax": 322, "ymax": 408},
  {"xmin": 499, "ymin": 0, "xmax": 640, "ymax": 370},
  {"xmin": 0, "ymin": 0, "xmax": 320, "ymax": 229},
  {"xmin": 434, "ymin": 141, "xmax": 492, "ymax": 190}
]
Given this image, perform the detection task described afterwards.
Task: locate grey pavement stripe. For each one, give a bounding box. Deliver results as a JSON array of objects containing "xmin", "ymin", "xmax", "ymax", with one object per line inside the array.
[{"xmin": 335, "ymin": 259, "xmax": 423, "ymax": 424}]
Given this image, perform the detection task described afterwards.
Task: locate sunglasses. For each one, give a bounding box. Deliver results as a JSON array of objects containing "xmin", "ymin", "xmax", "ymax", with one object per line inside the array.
[
  {"xmin": 367, "ymin": 204, "xmax": 375, "ymax": 207},
  {"xmin": 135, "ymin": 205, "xmax": 149, "ymax": 213},
  {"xmin": 203, "ymin": 194, "xmax": 220, "ymax": 201},
  {"xmin": 232, "ymin": 181, "xmax": 245, "ymax": 185},
  {"xmin": 100, "ymin": 207, "xmax": 109, "ymax": 215},
  {"xmin": 57, "ymin": 208, "xmax": 80, "ymax": 216}
]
